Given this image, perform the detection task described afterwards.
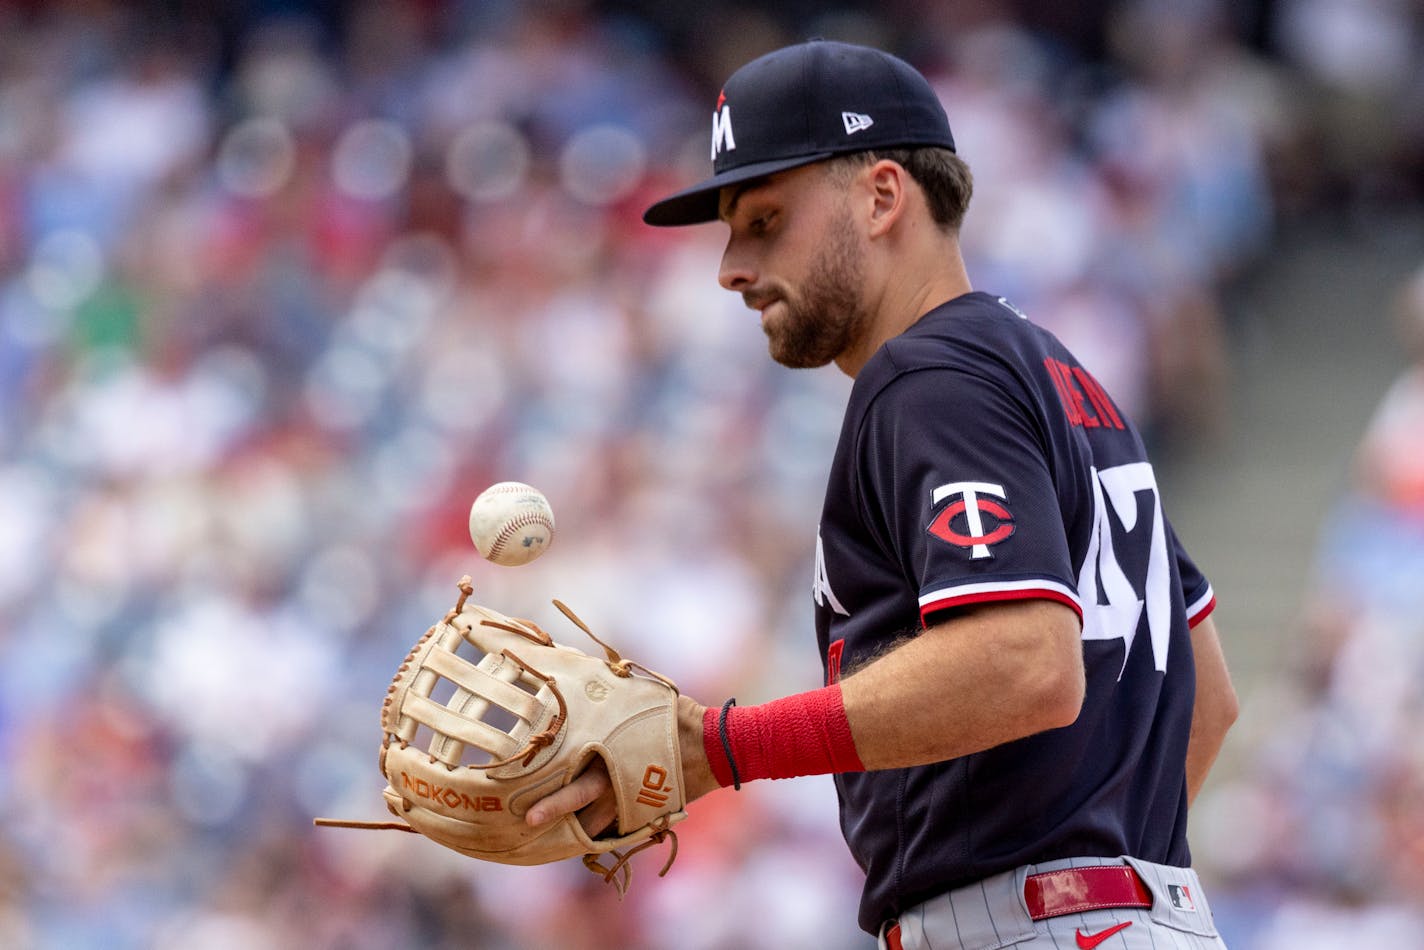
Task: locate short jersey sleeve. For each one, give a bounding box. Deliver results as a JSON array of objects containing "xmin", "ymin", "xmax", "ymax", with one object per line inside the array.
[
  {"xmin": 855, "ymin": 366, "xmax": 1083, "ymax": 626},
  {"xmin": 1169, "ymin": 521, "xmax": 1216, "ymax": 626}
]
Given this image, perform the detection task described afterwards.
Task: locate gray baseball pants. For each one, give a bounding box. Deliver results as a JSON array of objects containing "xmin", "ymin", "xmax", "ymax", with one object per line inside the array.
[{"xmin": 877, "ymin": 856, "xmax": 1228, "ymax": 950}]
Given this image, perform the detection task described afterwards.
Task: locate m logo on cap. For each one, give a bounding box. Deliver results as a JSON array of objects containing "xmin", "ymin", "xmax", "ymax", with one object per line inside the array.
[
  {"xmin": 842, "ymin": 111, "xmax": 874, "ymax": 135},
  {"xmin": 711, "ymin": 90, "xmax": 736, "ymax": 159}
]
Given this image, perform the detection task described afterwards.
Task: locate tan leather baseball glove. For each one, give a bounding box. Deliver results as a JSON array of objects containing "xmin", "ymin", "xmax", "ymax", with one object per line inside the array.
[{"xmin": 317, "ymin": 576, "xmax": 685, "ymax": 893}]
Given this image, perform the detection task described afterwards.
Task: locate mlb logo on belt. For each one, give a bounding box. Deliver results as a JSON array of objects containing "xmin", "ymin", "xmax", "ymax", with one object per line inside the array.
[{"xmin": 1168, "ymin": 884, "xmax": 1195, "ymax": 912}]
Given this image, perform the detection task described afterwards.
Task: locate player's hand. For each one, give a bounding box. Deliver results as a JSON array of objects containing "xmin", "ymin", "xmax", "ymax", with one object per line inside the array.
[
  {"xmin": 526, "ymin": 695, "xmax": 720, "ymax": 835},
  {"xmin": 526, "ymin": 759, "xmax": 617, "ymax": 836},
  {"xmin": 675, "ymin": 694, "xmax": 720, "ymax": 803}
]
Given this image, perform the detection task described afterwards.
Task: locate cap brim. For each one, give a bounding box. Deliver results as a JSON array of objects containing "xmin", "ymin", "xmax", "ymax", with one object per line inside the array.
[{"xmin": 642, "ymin": 152, "xmax": 835, "ymax": 227}]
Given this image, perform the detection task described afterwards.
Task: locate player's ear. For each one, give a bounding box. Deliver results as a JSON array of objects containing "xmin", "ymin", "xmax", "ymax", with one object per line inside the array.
[{"xmin": 865, "ymin": 159, "xmax": 909, "ymax": 238}]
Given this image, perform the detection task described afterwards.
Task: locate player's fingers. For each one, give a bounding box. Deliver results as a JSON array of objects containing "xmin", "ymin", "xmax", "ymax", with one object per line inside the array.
[
  {"xmin": 575, "ymin": 793, "xmax": 619, "ymax": 838},
  {"xmin": 526, "ymin": 761, "xmax": 612, "ymax": 827}
]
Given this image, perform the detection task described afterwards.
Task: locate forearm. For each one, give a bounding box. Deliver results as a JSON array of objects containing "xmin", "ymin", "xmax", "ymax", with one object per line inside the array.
[
  {"xmin": 842, "ymin": 600, "xmax": 1084, "ymax": 769},
  {"xmin": 1184, "ymin": 614, "xmax": 1238, "ymax": 804},
  {"xmin": 700, "ymin": 599, "xmax": 1083, "ymax": 785}
]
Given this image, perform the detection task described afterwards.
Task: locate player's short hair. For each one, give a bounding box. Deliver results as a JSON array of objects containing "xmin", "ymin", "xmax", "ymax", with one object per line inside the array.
[{"xmin": 826, "ymin": 147, "xmax": 973, "ymax": 232}]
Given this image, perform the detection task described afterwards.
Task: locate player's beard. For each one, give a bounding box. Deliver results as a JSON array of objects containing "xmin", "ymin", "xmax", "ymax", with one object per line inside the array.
[{"xmin": 758, "ymin": 206, "xmax": 870, "ymax": 369}]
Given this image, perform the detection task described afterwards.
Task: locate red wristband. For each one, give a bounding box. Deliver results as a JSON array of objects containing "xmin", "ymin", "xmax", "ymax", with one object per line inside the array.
[{"xmin": 701, "ymin": 684, "xmax": 865, "ymax": 787}]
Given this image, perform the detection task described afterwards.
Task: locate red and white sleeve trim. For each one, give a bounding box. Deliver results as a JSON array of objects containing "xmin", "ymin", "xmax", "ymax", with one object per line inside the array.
[
  {"xmin": 1185, "ymin": 586, "xmax": 1216, "ymax": 628},
  {"xmin": 918, "ymin": 579, "xmax": 1083, "ymax": 627}
]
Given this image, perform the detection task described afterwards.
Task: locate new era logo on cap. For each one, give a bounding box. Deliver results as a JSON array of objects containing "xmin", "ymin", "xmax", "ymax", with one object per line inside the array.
[{"xmin": 842, "ymin": 111, "xmax": 874, "ymax": 135}]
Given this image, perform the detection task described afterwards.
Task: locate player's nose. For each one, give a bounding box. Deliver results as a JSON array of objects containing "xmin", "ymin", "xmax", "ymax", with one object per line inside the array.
[{"xmin": 718, "ymin": 241, "xmax": 755, "ymax": 292}]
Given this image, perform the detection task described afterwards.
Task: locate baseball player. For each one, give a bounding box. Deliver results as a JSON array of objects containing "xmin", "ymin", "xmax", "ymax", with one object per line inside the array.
[{"xmin": 529, "ymin": 40, "xmax": 1239, "ymax": 949}]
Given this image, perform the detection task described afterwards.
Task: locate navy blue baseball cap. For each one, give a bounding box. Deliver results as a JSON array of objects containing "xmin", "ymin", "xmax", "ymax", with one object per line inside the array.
[{"xmin": 643, "ymin": 40, "xmax": 956, "ymax": 227}]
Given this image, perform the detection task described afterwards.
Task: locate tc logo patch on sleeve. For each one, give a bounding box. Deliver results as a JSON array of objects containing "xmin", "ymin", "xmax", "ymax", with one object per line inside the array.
[{"xmin": 927, "ymin": 481, "xmax": 1015, "ymax": 559}]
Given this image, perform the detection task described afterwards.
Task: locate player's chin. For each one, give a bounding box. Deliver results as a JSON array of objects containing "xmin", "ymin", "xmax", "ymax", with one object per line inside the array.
[{"xmin": 766, "ymin": 323, "xmax": 840, "ymax": 369}]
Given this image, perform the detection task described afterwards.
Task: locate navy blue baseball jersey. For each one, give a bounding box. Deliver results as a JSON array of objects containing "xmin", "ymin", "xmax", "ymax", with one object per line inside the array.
[{"xmin": 812, "ymin": 292, "xmax": 1216, "ymax": 934}]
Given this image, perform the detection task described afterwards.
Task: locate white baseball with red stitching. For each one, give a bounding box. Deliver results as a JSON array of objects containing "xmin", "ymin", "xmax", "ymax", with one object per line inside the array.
[{"xmin": 468, "ymin": 482, "xmax": 555, "ymax": 566}]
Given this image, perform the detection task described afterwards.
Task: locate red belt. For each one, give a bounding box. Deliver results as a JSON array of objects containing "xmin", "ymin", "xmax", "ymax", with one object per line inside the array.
[
  {"xmin": 1023, "ymin": 866, "xmax": 1152, "ymax": 918},
  {"xmin": 885, "ymin": 866, "xmax": 1153, "ymax": 949}
]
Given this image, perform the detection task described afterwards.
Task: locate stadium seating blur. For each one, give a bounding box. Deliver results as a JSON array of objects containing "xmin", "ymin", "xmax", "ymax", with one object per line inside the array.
[{"xmin": 0, "ymin": 2, "xmax": 1420, "ymax": 946}]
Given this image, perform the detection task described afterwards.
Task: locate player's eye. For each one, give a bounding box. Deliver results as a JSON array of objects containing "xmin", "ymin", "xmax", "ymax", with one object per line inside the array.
[{"xmin": 749, "ymin": 211, "xmax": 775, "ymax": 236}]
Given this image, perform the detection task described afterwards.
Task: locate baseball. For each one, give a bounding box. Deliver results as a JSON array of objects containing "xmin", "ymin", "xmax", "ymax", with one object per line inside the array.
[{"xmin": 468, "ymin": 482, "xmax": 555, "ymax": 566}]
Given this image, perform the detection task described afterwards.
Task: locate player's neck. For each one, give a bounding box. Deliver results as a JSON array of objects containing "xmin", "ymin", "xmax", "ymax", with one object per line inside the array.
[{"xmin": 835, "ymin": 243, "xmax": 973, "ymax": 378}]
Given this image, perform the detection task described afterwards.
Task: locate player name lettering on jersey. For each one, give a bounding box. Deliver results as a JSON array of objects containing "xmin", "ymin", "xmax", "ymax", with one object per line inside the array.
[{"xmin": 1044, "ymin": 357, "xmax": 1124, "ymax": 431}]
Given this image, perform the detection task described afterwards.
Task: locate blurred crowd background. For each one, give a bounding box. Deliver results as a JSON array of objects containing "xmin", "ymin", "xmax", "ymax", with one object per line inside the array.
[{"xmin": 0, "ymin": 0, "xmax": 1422, "ymax": 947}]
